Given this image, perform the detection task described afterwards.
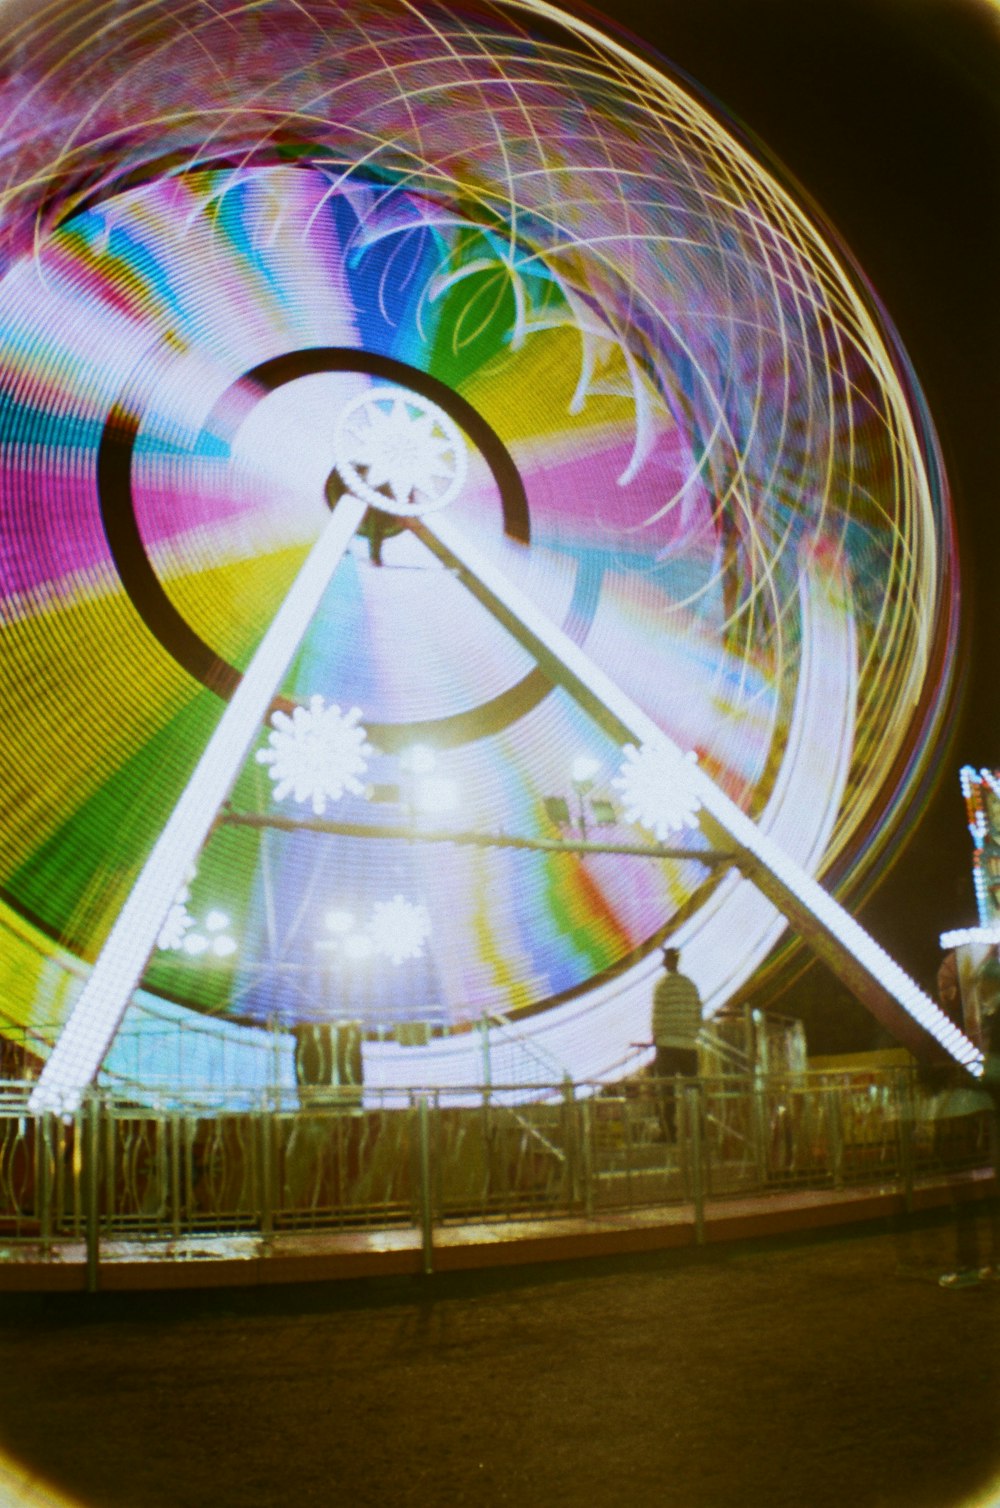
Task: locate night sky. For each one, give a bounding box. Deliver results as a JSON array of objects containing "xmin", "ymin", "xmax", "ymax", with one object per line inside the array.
[{"xmin": 589, "ymin": 0, "xmax": 1000, "ymax": 1049}]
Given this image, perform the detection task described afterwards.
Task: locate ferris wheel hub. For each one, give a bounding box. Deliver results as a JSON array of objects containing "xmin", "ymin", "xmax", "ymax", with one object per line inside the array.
[{"xmin": 332, "ymin": 385, "xmax": 468, "ymax": 517}]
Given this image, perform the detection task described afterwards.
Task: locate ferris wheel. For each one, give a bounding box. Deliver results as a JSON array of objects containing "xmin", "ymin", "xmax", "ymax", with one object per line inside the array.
[{"xmin": 0, "ymin": 0, "xmax": 978, "ymax": 1108}]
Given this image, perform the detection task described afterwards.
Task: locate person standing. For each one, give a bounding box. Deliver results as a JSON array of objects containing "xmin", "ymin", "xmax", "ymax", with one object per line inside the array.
[{"xmin": 652, "ymin": 946, "xmax": 703, "ymax": 1140}]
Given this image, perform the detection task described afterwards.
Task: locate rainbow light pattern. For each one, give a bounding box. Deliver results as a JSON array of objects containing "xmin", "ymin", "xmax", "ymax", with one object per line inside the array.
[{"xmin": 0, "ymin": 0, "xmax": 958, "ymax": 1083}]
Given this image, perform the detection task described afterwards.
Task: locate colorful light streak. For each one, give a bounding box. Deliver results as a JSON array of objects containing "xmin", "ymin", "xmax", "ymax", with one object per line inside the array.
[{"xmin": 0, "ymin": 0, "xmax": 962, "ymax": 1095}]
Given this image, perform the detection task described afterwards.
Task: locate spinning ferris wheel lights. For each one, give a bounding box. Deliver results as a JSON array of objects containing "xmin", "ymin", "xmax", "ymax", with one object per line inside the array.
[
  {"xmin": 0, "ymin": 0, "xmax": 971, "ymax": 1105},
  {"xmin": 400, "ymin": 745, "xmax": 438, "ymax": 777},
  {"xmin": 324, "ymin": 909, "xmax": 356, "ymax": 937}
]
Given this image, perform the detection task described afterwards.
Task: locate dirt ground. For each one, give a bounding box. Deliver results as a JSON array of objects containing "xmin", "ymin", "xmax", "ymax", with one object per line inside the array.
[{"xmin": 0, "ymin": 1213, "xmax": 998, "ymax": 1508}]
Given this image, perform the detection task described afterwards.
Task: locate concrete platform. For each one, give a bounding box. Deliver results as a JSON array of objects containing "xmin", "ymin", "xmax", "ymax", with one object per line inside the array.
[{"xmin": 0, "ymin": 1167, "xmax": 994, "ymax": 1291}]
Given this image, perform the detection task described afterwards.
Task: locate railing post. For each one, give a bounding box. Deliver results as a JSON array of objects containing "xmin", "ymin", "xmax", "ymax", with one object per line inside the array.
[
  {"xmin": 743, "ymin": 1002, "xmax": 755, "ymax": 1072},
  {"xmin": 259, "ymin": 1102, "xmax": 274, "ymax": 1241},
  {"xmin": 53, "ymin": 1113, "xmax": 67, "ymax": 1236},
  {"xmin": 621, "ymin": 1089, "xmax": 634, "ymax": 1207},
  {"xmin": 751, "ymin": 1076, "xmax": 768, "ymax": 1190},
  {"xmin": 37, "ymin": 1111, "xmax": 53, "ymax": 1256},
  {"xmin": 561, "ymin": 1075, "xmax": 579, "ymax": 1210},
  {"xmin": 170, "ymin": 1111, "xmax": 183, "ymax": 1240},
  {"xmin": 104, "ymin": 1103, "xmax": 116, "ymax": 1235},
  {"xmin": 84, "ymin": 1093, "xmax": 101, "ymax": 1293},
  {"xmin": 417, "ymin": 1094, "xmax": 434, "ymax": 1275},
  {"xmin": 154, "ymin": 1108, "xmax": 167, "ymax": 1236},
  {"xmin": 479, "ymin": 1015, "xmax": 492, "ymax": 1091},
  {"xmin": 687, "ymin": 1084, "xmax": 705, "ymax": 1245},
  {"xmin": 826, "ymin": 1082, "xmax": 845, "ymax": 1191},
  {"xmin": 898, "ymin": 1066, "xmax": 915, "ymax": 1213},
  {"xmin": 580, "ymin": 1095, "xmax": 594, "ymax": 1219}
]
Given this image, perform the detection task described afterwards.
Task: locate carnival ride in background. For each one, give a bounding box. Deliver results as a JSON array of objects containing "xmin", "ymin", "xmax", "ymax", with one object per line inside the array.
[
  {"xmin": 0, "ymin": 0, "xmax": 981, "ymax": 1110},
  {"xmin": 938, "ymin": 770, "xmax": 1000, "ymax": 1052}
]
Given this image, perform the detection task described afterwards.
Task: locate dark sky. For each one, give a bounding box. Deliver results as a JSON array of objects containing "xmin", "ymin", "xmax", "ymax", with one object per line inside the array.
[{"xmin": 587, "ymin": 0, "xmax": 1000, "ymax": 1048}]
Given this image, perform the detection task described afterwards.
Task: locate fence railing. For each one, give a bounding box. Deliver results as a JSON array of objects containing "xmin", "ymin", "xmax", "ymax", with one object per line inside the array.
[
  {"xmin": 0, "ymin": 1068, "xmax": 995, "ymax": 1281},
  {"xmin": 0, "ymin": 1007, "xmax": 810, "ymax": 1107}
]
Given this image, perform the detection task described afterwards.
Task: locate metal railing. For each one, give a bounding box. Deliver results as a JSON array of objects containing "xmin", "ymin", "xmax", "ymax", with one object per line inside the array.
[{"xmin": 0, "ymin": 1067, "xmax": 994, "ymax": 1281}]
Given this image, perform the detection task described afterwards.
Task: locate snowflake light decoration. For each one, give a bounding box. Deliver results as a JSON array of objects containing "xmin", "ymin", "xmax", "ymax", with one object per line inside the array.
[
  {"xmin": 256, "ymin": 696, "xmax": 373, "ymax": 815},
  {"xmin": 368, "ymin": 895, "xmax": 432, "ymax": 964},
  {"xmin": 612, "ymin": 743, "xmax": 701, "ymax": 839},
  {"xmin": 157, "ymin": 899, "xmax": 193, "ymax": 951},
  {"xmin": 157, "ymin": 884, "xmax": 239, "ymax": 959},
  {"xmin": 333, "ymin": 386, "xmax": 467, "ymax": 516}
]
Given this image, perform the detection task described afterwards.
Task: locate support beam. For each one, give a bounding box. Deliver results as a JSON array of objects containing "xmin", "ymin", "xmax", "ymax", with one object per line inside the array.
[
  {"xmin": 416, "ymin": 515, "xmax": 982, "ymax": 1075},
  {"xmin": 216, "ymin": 808, "xmax": 737, "ymax": 864},
  {"xmin": 29, "ymin": 495, "xmax": 368, "ymax": 1113}
]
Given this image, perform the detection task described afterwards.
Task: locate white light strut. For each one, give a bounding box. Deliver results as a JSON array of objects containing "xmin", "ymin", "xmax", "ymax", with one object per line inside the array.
[
  {"xmin": 418, "ymin": 515, "xmax": 984, "ymax": 1076},
  {"xmin": 30, "ymin": 495, "xmax": 368, "ymax": 1113}
]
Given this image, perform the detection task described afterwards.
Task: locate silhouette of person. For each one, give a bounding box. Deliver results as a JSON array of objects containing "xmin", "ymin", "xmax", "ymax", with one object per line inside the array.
[{"xmin": 652, "ymin": 946, "xmax": 702, "ymax": 1140}]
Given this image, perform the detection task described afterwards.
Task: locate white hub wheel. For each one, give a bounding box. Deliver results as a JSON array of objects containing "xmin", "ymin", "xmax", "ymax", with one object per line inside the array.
[{"xmin": 333, "ymin": 386, "xmax": 468, "ymax": 517}]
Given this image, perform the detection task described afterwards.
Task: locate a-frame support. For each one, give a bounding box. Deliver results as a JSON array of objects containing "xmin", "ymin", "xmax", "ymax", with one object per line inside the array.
[
  {"xmin": 414, "ymin": 514, "xmax": 982, "ymax": 1075},
  {"xmin": 30, "ymin": 497, "xmax": 981, "ymax": 1112},
  {"xmin": 29, "ymin": 494, "xmax": 368, "ymax": 1112}
]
